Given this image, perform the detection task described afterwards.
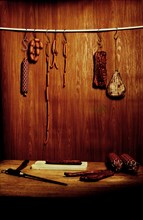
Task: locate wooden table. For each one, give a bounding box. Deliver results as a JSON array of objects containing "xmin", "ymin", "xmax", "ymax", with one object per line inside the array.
[{"xmin": 0, "ymin": 160, "xmax": 143, "ymax": 217}]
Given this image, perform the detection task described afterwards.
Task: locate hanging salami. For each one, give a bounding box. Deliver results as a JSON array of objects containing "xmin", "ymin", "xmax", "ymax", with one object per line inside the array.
[
  {"xmin": 93, "ymin": 32, "xmax": 107, "ymax": 89},
  {"xmin": 21, "ymin": 33, "xmax": 29, "ymax": 96},
  {"xmin": 21, "ymin": 57, "xmax": 29, "ymax": 96},
  {"xmin": 93, "ymin": 51, "xmax": 107, "ymax": 89}
]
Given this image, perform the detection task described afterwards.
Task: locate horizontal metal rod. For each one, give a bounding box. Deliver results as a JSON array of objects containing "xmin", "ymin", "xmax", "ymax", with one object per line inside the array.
[{"xmin": 0, "ymin": 25, "xmax": 143, "ymax": 33}]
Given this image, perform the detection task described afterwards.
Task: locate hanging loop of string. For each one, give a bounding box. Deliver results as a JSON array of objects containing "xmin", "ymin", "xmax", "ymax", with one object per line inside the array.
[{"xmin": 44, "ymin": 31, "xmax": 51, "ymax": 146}]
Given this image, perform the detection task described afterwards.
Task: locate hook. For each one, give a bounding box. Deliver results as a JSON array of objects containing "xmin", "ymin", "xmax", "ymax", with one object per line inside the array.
[
  {"xmin": 33, "ymin": 29, "xmax": 36, "ymax": 38},
  {"xmin": 97, "ymin": 30, "xmax": 102, "ymax": 50},
  {"xmin": 63, "ymin": 30, "xmax": 67, "ymax": 43},
  {"xmin": 54, "ymin": 30, "xmax": 57, "ymax": 41},
  {"xmin": 114, "ymin": 28, "xmax": 118, "ymax": 41},
  {"xmin": 22, "ymin": 31, "xmax": 28, "ymax": 52},
  {"xmin": 45, "ymin": 30, "xmax": 50, "ymax": 43},
  {"xmin": 23, "ymin": 30, "xmax": 28, "ymax": 41}
]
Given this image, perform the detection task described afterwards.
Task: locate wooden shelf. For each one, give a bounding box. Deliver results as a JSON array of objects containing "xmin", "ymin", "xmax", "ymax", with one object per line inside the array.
[{"xmin": 0, "ymin": 160, "xmax": 143, "ymax": 217}]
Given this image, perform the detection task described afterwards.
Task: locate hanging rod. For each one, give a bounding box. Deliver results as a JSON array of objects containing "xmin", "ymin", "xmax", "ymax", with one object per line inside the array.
[{"xmin": 0, "ymin": 25, "xmax": 143, "ymax": 33}]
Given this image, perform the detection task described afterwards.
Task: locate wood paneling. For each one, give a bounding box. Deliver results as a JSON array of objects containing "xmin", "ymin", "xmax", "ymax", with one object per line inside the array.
[{"xmin": 0, "ymin": 0, "xmax": 143, "ymax": 162}]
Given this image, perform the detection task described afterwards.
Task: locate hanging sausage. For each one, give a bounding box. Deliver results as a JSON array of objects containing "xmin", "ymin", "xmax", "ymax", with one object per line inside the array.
[
  {"xmin": 93, "ymin": 32, "xmax": 107, "ymax": 89},
  {"xmin": 44, "ymin": 33, "xmax": 50, "ymax": 145},
  {"xmin": 50, "ymin": 32, "xmax": 58, "ymax": 69},
  {"xmin": 21, "ymin": 33, "xmax": 29, "ymax": 96},
  {"xmin": 21, "ymin": 57, "xmax": 29, "ymax": 96}
]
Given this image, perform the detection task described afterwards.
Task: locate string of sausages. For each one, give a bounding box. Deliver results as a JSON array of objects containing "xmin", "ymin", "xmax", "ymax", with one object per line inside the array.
[
  {"xmin": 21, "ymin": 33, "xmax": 68, "ymax": 149},
  {"xmin": 44, "ymin": 34, "xmax": 50, "ymax": 145},
  {"xmin": 62, "ymin": 32, "xmax": 67, "ymax": 88}
]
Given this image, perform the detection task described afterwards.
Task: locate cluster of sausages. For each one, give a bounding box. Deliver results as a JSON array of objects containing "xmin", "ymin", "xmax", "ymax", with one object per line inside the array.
[{"xmin": 28, "ymin": 38, "xmax": 43, "ymax": 63}]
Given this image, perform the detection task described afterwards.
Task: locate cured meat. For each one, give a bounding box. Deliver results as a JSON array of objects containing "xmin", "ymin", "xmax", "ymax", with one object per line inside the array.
[
  {"xmin": 120, "ymin": 153, "xmax": 139, "ymax": 174},
  {"xmin": 21, "ymin": 57, "xmax": 29, "ymax": 96},
  {"xmin": 46, "ymin": 160, "xmax": 82, "ymax": 165},
  {"xmin": 64, "ymin": 169, "xmax": 106, "ymax": 177},
  {"xmin": 93, "ymin": 51, "xmax": 107, "ymax": 89},
  {"xmin": 106, "ymin": 152, "xmax": 123, "ymax": 172},
  {"xmin": 79, "ymin": 169, "xmax": 114, "ymax": 182},
  {"xmin": 106, "ymin": 70, "xmax": 126, "ymax": 99}
]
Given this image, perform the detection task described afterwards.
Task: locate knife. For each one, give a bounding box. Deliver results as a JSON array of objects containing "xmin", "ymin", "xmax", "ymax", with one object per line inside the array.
[{"xmin": 3, "ymin": 168, "xmax": 67, "ymax": 186}]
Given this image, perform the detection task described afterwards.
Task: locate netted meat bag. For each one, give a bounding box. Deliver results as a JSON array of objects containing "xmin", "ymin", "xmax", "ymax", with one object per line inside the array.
[
  {"xmin": 21, "ymin": 57, "xmax": 29, "ymax": 96},
  {"xmin": 106, "ymin": 70, "xmax": 126, "ymax": 99}
]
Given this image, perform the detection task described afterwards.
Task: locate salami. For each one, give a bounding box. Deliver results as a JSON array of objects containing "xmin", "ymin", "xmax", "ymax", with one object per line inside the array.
[
  {"xmin": 21, "ymin": 57, "xmax": 29, "ymax": 96},
  {"xmin": 93, "ymin": 51, "xmax": 107, "ymax": 89},
  {"xmin": 106, "ymin": 152, "xmax": 123, "ymax": 172},
  {"xmin": 120, "ymin": 153, "xmax": 139, "ymax": 174},
  {"xmin": 80, "ymin": 169, "xmax": 114, "ymax": 182}
]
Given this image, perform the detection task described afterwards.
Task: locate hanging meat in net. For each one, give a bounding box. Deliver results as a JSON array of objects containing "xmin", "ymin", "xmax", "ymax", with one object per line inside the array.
[
  {"xmin": 21, "ymin": 57, "xmax": 29, "ymax": 96},
  {"xmin": 106, "ymin": 70, "xmax": 126, "ymax": 99}
]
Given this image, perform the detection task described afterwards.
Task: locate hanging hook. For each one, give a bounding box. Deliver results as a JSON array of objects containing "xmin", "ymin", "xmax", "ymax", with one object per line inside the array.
[
  {"xmin": 114, "ymin": 27, "xmax": 118, "ymax": 41},
  {"xmin": 45, "ymin": 30, "xmax": 50, "ymax": 43},
  {"xmin": 33, "ymin": 29, "xmax": 36, "ymax": 38},
  {"xmin": 22, "ymin": 30, "xmax": 28, "ymax": 52},
  {"xmin": 63, "ymin": 30, "xmax": 67, "ymax": 43}
]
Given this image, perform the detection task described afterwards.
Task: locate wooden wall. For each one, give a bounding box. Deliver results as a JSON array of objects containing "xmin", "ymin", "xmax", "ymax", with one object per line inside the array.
[{"xmin": 0, "ymin": 0, "xmax": 143, "ymax": 163}]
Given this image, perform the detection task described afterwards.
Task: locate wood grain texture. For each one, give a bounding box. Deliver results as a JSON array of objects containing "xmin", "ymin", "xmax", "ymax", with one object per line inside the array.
[{"xmin": 0, "ymin": 0, "xmax": 143, "ymax": 163}]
